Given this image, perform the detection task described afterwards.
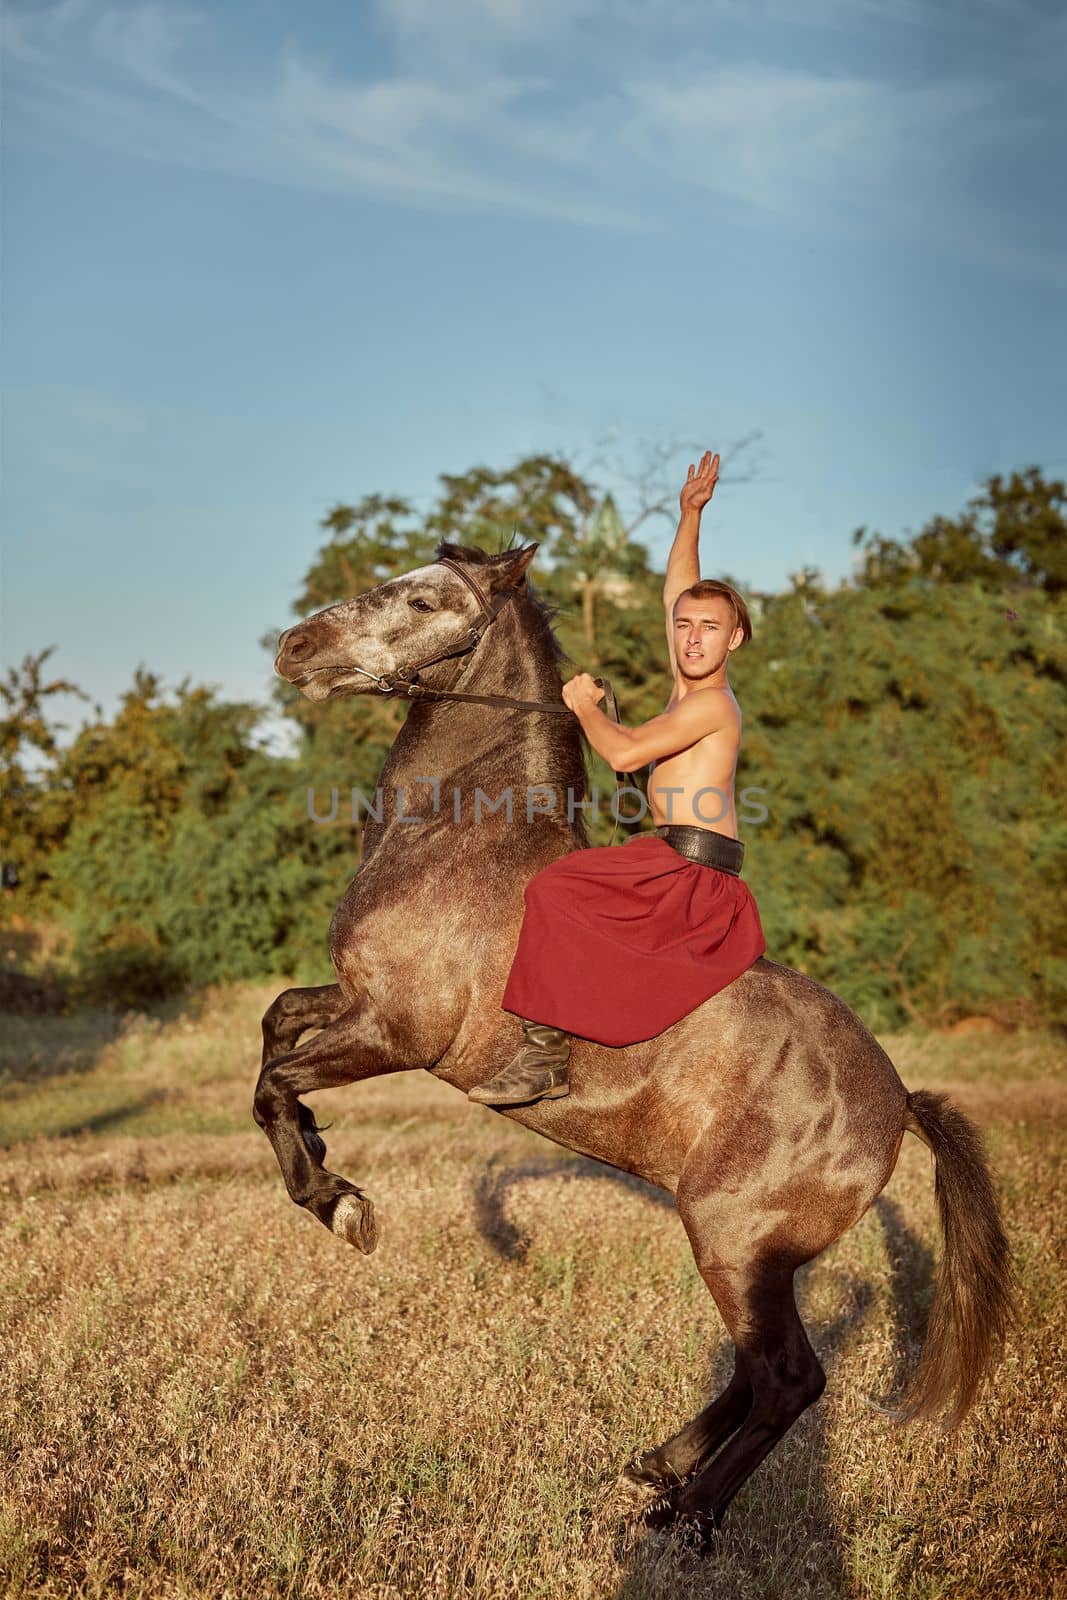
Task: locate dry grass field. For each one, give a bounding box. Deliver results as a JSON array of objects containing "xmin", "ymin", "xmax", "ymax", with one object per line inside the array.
[{"xmin": 1, "ymin": 986, "xmax": 1063, "ymax": 1599}]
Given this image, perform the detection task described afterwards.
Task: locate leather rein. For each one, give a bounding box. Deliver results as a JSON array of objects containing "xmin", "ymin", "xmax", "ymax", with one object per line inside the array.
[{"xmin": 343, "ymin": 556, "xmax": 643, "ymax": 802}]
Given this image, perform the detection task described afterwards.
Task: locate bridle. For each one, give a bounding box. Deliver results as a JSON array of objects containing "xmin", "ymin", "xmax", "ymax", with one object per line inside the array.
[
  {"xmin": 342, "ymin": 557, "xmax": 544, "ymax": 709},
  {"xmin": 339, "ymin": 555, "xmax": 643, "ymax": 824}
]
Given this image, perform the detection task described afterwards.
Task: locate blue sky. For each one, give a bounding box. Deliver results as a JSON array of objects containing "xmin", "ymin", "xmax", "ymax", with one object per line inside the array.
[{"xmin": 3, "ymin": 0, "xmax": 1065, "ymax": 729}]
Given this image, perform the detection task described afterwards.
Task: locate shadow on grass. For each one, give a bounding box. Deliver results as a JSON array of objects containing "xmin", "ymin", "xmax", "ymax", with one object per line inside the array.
[
  {"xmin": 0, "ymin": 990, "xmax": 209, "ymax": 1091},
  {"xmin": 0, "ymin": 1010, "xmax": 127, "ymax": 1089},
  {"xmin": 874, "ymin": 1193, "xmax": 937, "ymax": 1397},
  {"xmin": 50, "ymin": 1091, "xmax": 171, "ymax": 1140},
  {"xmin": 0, "ymin": 1090, "xmax": 175, "ymax": 1148},
  {"xmin": 472, "ymin": 1156, "xmax": 938, "ymax": 1597},
  {"xmin": 473, "ymin": 1152, "xmax": 674, "ymax": 1263}
]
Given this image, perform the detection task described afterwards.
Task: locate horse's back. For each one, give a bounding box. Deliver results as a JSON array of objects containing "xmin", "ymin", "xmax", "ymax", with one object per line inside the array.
[
  {"xmin": 675, "ymin": 955, "xmax": 905, "ymax": 1124},
  {"xmin": 511, "ymin": 956, "xmax": 908, "ymax": 1201}
]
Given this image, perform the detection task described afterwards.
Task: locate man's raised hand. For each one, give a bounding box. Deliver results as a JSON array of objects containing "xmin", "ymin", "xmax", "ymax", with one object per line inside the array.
[{"xmin": 680, "ymin": 450, "xmax": 720, "ymax": 514}]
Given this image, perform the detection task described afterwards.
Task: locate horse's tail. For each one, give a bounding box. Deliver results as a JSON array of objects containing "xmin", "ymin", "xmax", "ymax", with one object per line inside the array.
[{"xmin": 896, "ymin": 1089, "xmax": 1017, "ymax": 1428}]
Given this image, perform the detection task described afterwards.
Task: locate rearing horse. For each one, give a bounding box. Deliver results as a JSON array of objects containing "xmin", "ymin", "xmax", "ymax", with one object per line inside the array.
[{"xmin": 254, "ymin": 538, "xmax": 1015, "ymax": 1538}]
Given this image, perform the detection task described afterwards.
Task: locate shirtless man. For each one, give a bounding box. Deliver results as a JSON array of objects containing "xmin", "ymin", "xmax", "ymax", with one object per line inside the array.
[
  {"xmin": 468, "ymin": 450, "xmax": 765, "ymax": 1108},
  {"xmin": 563, "ymin": 449, "xmax": 746, "ymax": 836}
]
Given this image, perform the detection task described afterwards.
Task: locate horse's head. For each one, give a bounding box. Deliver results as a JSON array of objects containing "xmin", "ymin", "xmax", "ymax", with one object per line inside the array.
[{"xmin": 275, "ymin": 542, "xmax": 540, "ymax": 701}]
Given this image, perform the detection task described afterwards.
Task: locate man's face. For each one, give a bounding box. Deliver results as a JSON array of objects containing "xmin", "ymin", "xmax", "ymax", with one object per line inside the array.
[{"xmin": 673, "ymin": 592, "xmax": 742, "ymax": 679}]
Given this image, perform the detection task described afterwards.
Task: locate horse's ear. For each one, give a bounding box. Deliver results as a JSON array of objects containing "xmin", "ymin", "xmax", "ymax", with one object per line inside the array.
[{"xmin": 491, "ymin": 542, "xmax": 539, "ymax": 590}]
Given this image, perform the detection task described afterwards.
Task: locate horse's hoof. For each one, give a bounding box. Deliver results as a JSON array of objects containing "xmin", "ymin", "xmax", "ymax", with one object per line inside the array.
[
  {"xmin": 641, "ymin": 1495, "xmax": 718, "ymax": 1553},
  {"xmin": 640, "ymin": 1493, "xmax": 678, "ymax": 1532},
  {"xmin": 622, "ymin": 1452, "xmax": 674, "ymax": 1493},
  {"xmin": 330, "ymin": 1192, "xmax": 378, "ymax": 1254},
  {"xmin": 673, "ymin": 1511, "xmax": 718, "ymax": 1556}
]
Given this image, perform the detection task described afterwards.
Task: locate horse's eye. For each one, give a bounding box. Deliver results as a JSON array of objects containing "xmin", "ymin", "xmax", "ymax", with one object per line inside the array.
[{"xmin": 409, "ymin": 598, "xmax": 434, "ymax": 613}]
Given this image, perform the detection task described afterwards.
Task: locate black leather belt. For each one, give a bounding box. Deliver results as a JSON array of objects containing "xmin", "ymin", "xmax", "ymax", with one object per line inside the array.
[{"xmin": 653, "ymin": 825, "xmax": 745, "ymax": 876}]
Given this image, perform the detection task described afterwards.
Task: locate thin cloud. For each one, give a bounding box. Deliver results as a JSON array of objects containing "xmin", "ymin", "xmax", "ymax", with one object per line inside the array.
[
  {"xmin": 4, "ymin": 1, "xmax": 644, "ymax": 226},
  {"xmin": 5, "ymin": 0, "xmax": 1064, "ymax": 276},
  {"xmin": 373, "ymin": 0, "xmax": 1040, "ymax": 55},
  {"xmin": 621, "ymin": 68, "xmax": 992, "ymax": 220}
]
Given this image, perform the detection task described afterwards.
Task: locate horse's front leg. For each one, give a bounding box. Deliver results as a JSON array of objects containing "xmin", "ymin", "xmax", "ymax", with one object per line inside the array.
[
  {"xmin": 253, "ymin": 999, "xmax": 417, "ymax": 1253},
  {"xmin": 261, "ymin": 983, "xmax": 347, "ymax": 1067}
]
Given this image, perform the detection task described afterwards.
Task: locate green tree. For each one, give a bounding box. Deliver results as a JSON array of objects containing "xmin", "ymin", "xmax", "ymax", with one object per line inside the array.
[
  {"xmin": 853, "ymin": 466, "xmax": 1067, "ymax": 594},
  {"xmin": 6, "ymin": 451, "xmax": 1064, "ymax": 1026},
  {"xmin": 48, "ymin": 675, "xmax": 349, "ymax": 1000},
  {"xmin": 740, "ymin": 580, "xmax": 1066, "ymax": 1027},
  {"xmin": 0, "ymin": 648, "xmax": 86, "ymax": 904}
]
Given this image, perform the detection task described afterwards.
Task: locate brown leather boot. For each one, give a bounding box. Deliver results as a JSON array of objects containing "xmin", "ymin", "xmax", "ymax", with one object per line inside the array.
[{"xmin": 467, "ymin": 1019, "xmax": 571, "ymax": 1106}]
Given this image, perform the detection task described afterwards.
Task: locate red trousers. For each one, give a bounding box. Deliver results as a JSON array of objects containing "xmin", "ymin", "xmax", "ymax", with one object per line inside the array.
[{"xmin": 501, "ymin": 833, "xmax": 767, "ymax": 1047}]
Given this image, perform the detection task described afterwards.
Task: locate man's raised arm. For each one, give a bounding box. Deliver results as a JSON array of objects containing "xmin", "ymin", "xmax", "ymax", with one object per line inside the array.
[{"xmin": 663, "ymin": 451, "xmax": 719, "ymax": 674}]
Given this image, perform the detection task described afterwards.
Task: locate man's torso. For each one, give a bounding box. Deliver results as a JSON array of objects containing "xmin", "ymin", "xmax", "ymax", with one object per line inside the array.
[{"xmin": 646, "ymin": 685, "xmax": 742, "ymax": 836}]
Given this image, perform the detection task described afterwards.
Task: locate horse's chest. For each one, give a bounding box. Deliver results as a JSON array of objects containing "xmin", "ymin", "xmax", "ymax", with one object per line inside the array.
[{"xmin": 329, "ymin": 875, "xmax": 497, "ymax": 999}]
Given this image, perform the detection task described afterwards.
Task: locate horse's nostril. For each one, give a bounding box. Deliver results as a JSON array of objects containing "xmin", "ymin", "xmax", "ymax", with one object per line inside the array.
[{"xmin": 287, "ymin": 633, "xmax": 316, "ymax": 664}]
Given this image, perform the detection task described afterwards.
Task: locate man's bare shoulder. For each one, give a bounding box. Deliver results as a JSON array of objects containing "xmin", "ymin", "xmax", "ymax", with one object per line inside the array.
[{"xmin": 663, "ymin": 684, "xmax": 741, "ymax": 721}]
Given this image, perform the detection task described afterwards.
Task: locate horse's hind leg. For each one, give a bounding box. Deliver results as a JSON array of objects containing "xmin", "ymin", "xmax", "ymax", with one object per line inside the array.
[
  {"xmin": 261, "ymin": 984, "xmax": 346, "ymax": 1067},
  {"xmin": 644, "ymin": 1257, "xmax": 825, "ymax": 1544},
  {"xmin": 626, "ymin": 1358, "xmax": 752, "ymax": 1491}
]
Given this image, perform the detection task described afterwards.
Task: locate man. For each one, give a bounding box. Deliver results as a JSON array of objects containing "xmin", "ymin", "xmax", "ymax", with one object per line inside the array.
[{"xmin": 468, "ymin": 450, "xmax": 766, "ymax": 1107}]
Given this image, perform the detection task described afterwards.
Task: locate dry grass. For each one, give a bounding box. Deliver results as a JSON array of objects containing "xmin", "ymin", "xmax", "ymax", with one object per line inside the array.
[{"xmin": 1, "ymin": 986, "xmax": 1064, "ymax": 1599}]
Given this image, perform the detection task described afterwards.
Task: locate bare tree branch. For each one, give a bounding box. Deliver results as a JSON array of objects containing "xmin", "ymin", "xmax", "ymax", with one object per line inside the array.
[{"xmin": 582, "ymin": 430, "xmax": 766, "ymax": 539}]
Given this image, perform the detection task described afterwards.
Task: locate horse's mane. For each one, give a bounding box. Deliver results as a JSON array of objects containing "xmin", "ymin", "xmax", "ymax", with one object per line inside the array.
[
  {"xmin": 433, "ymin": 537, "xmax": 570, "ymax": 671},
  {"xmin": 430, "ymin": 536, "xmax": 586, "ymax": 815}
]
